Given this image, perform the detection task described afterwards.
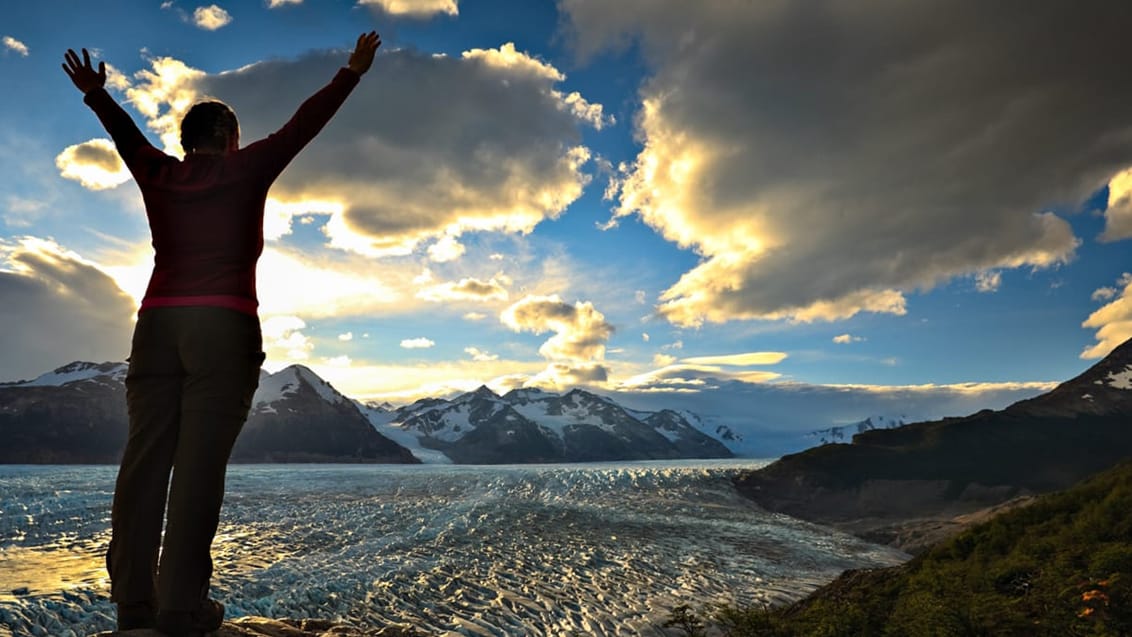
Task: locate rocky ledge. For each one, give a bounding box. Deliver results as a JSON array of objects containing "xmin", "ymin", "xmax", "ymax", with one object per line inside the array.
[{"xmin": 92, "ymin": 616, "xmax": 424, "ymax": 637}]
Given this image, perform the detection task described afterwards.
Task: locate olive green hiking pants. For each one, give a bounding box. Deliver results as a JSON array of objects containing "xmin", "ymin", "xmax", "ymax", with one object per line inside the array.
[{"xmin": 107, "ymin": 306, "xmax": 264, "ymax": 611}]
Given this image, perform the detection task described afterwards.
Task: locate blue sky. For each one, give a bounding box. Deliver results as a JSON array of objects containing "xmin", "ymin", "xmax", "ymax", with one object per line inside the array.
[{"xmin": 3, "ymin": 1, "xmax": 1132, "ymax": 447}]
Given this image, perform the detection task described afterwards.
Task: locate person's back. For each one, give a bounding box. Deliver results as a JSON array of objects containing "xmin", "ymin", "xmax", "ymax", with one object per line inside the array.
[{"xmin": 62, "ymin": 32, "xmax": 380, "ymax": 637}]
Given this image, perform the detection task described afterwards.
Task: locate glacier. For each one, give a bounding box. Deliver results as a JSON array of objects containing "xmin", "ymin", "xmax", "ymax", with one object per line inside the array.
[{"xmin": 0, "ymin": 461, "xmax": 906, "ymax": 636}]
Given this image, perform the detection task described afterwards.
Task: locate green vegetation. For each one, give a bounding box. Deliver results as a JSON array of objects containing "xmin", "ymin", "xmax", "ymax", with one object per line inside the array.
[{"xmin": 665, "ymin": 461, "xmax": 1132, "ymax": 636}]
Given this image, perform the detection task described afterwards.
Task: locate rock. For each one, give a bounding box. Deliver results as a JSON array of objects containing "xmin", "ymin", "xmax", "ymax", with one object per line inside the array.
[{"xmin": 89, "ymin": 616, "xmax": 425, "ymax": 637}]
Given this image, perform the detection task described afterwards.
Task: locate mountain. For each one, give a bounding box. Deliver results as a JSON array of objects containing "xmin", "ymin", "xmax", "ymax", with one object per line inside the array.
[
  {"xmin": 363, "ymin": 386, "xmax": 734, "ymax": 464},
  {"xmin": 0, "ymin": 362, "xmax": 417, "ymax": 464},
  {"xmin": 733, "ymin": 337, "xmax": 1132, "ymax": 547},
  {"xmin": 0, "ymin": 362, "xmax": 129, "ymax": 463},
  {"xmin": 235, "ymin": 365, "xmax": 418, "ymax": 463},
  {"xmin": 807, "ymin": 415, "xmax": 907, "ymax": 445}
]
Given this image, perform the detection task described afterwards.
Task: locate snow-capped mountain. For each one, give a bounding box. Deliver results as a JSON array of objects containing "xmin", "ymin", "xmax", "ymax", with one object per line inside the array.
[
  {"xmin": 236, "ymin": 365, "xmax": 418, "ymax": 463},
  {"xmin": 0, "ymin": 362, "xmax": 130, "ymax": 463},
  {"xmin": 0, "ymin": 361, "xmax": 418, "ymax": 464},
  {"xmin": 1, "ymin": 361, "xmax": 128, "ymax": 388},
  {"xmin": 807, "ymin": 415, "xmax": 908, "ymax": 445},
  {"xmin": 361, "ymin": 386, "xmax": 733, "ymax": 464}
]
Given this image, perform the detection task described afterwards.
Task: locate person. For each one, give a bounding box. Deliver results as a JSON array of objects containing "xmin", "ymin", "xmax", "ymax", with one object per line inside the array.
[{"xmin": 62, "ymin": 31, "xmax": 381, "ymax": 637}]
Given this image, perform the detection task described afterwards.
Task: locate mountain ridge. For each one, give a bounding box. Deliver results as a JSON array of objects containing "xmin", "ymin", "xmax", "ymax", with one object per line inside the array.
[{"xmin": 733, "ymin": 336, "xmax": 1132, "ymax": 551}]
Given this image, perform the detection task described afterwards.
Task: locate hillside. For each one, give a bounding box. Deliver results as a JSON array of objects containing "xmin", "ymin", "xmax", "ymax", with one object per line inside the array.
[
  {"xmin": 712, "ymin": 461, "xmax": 1132, "ymax": 636},
  {"xmin": 733, "ymin": 337, "xmax": 1132, "ymax": 547}
]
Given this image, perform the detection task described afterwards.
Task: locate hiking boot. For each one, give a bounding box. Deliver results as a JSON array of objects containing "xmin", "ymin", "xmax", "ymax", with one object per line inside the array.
[
  {"xmin": 116, "ymin": 599, "xmax": 156, "ymax": 630},
  {"xmin": 156, "ymin": 598, "xmax": 225, "ymax": 637}
]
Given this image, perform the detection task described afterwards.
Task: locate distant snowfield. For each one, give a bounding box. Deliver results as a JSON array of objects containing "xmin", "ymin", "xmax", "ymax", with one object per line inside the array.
[{"xmin": 0, "ymin": 462, "xmax": 905, "ymax": 636}]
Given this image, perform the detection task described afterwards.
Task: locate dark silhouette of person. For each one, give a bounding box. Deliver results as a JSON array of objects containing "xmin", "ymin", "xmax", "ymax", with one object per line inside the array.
[{"xmin": 63, "ymin": 32, "xmax": 380, "ymax": 637}]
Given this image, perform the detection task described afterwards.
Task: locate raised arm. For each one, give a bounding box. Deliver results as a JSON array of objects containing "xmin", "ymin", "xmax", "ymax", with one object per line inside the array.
[
  {"xmin": 63, "ymin": 48, "xmax": 162, "ymax": 177},
  {"xmin": 245, "ymin": 31, "xmax": 381, "ymax": 181}
]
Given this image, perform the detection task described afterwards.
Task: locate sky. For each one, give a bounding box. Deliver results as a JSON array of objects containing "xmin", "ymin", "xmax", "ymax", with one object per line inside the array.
[{"xmin": 2, "ymin": 1, "xmax": 1132, "ymax": 450}]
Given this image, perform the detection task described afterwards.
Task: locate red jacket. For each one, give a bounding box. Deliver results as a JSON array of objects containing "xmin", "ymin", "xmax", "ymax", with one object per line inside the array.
[{"xmin": 84, "ymin": 67, "xmax": 360, "ymax": 315}]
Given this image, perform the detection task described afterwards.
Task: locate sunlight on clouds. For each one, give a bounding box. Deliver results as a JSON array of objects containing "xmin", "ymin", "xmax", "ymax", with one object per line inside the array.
[
  {"xmin": 463, "ymin": 312, "xmax": 487, "ymax": 321},
  {"xmin": 55, "ymin": 139, "xmax": 131, "ymax": 190},
  {"xmin": 417, "ymin": 276, "xmax": 509, "ymax": 303},
  {"xmin": 103, "ymin": 63, "xmax": 132, "ymax": 91},
  {"xmin": 566, "ymin": 1, "xmax": 1087, "ymax": 327},
  {"xmin": 338, "ymin": 332, "xmax": 353, "ymax": 341},
  {"xmin": 1082, "ymin": 272, "xmax": 1132, "ymax": 359},
  {"xmin": 500, "ymin": 294, "xmax": 615, "ymax": 390},
  {"xmin": 193, "ymin": 5, "xmax": 232, "ymax": 31},
  {"xmin": 1102, "ymin": 167, "xmax": 1132, "ymax": 242},
  {"xmin": 2, "ymin": 36, "xmax": 29, "ymax": 57},
  {"xmin": 268, "ymin": 0, "xmax": 302, "ymax": 6},
  {"xmin": 126, "ymin": 57, "xmax": 205, "ymax": 155},
  {"xmin": 427, "ymin": 235, "xmax": 466, "ymax": 263},
  {"xmin": 262, "ymin": 315, "xmax": 312, "ymax": 361},
  {"xmin": 121, "ymin": 47, "xmax": 601, "ymax": 261},
  {"xmin": 464, "ymin": 347, "xmax": 498, "ymax": 362},
  {"xmin": 833, "ymin": 334, "xmax": 864, "ymax": 345},
  {"xmin": 263, "ymin": 198, "xmax": 344, "ymax": 241},
  {"xmin": 325, "ymin": 355, "xmax": 351, "ymax": 367},
  {"xmin": 502, "ymin": 294, "xmax": 613, "ymax": 361},
  {"xmin": 256, "ymin": 247, "xmax": 401, "ymax": 318},
  {"xmin": 462, "ymin": 42, "xmax": 562, "ymax": 81},
  {"xmin": 618, "ymin": 364, "xmax": 780, "ymax": 392},
  {"xmin": 0, "ymin": 238, "xmax": 135, "ymax": 380},
  {"xmin": 681, "ymin": 352, "xmax": 787, "ymax": 366},
  {"xmin": 401, "ymin": 337, "xmax": 435, "ymax": 349},
  {"xmin": 357, "ymin": 0, "xmax": 457, "ymax": 18},
  {"xmin": 975, "ymin": 271, "xmax": 1002, "ymax": 293}
]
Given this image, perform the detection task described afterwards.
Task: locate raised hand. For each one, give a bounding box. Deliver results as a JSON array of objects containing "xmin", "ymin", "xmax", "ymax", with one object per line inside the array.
[
  {"xmin": 62, "ymin": 48, "xmax": 107, "ymax": 95},
  {"xmin": 347, "ymin": 31, "xmax": 381, "ymax": 76}
]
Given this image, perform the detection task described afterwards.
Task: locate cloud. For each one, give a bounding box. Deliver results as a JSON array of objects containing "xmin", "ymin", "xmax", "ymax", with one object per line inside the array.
[
  {"xmin": 501, "ymin": 294, "xmax": 614, "ymax": 361},
  {"xmin": 357, "ymin": 0, "xmax": 457, "ymax": 18},
  {"xmin": 338, "ymin": 332, "xmax": 353, "ymax": 341},
  {"xmin": 619, "ymin": 364, "xmax": 781, "ymax": 391},
  {"xmin": 464, "ymin": 347, "xmax": 498, "ymax": 362},
  {"xmin": 463, "ymin": 312, "xmax": 486, "ymax": 321},
  {"xmin": 0, "ymin": 238, "xmax": 135, "ymax": 381},
  {"xmin": 192, "ymin": 5, "xmax": 232, "ymax": 30},
  {"xmin": 122, "ymin": 44, "xmax": 601, "ymax": 258},
  {"xmin": 832, "ymin": 333, "xmax": 865, "ymax": 345},
  {"xmin": 1082, "ymin": 272, "xmax": 1132, "ymax": 359},
  {"xmin": 975, "ymin": 271, "xmax": 1002, "ymax": 293},
  {"xmin": 526, "ymin": 361, "xmax": 609, "ymax": 390},
  {"xmin": 417, "ymin": 276, "xmax": 509, "ymax": 302},
  {"xmin": 3, "ymin": 36, "xmax": 29, "ymax": 57},
  {"xmin": 401, "ymin": 337, "xmax": 435, "ymax": 349},
  {"xmin": 1102, "ymin": 168, "xmax": 1132, "ymax": 242},
  {"xmin": 55, "ymin": 139, "xmax": 131, "ymax": 190},
  {"xmin": 4, "ymin": 197, "xmax": 48, "ymax": 228},
  {"xmin": 268, "ymin": 0, "xmax": 301, "ymax": 6},
  {"xmin": 427, "ymin": 235, "xmax": 466, "ymax": 263},
  {"xmin": 261, "ymin": 315, "xmax": 313, "ymax": 360},
  {"xmin": 558, "ymin": 2, "xmax": 1127, "ymax": 326},
  {"xmin": 680, "ymin": 352, "xmax": 787, "ymax": 366}
]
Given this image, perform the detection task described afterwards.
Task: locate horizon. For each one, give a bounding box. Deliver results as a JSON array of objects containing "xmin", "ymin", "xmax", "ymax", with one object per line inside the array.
[{"xmin": 3, "ymin": 1, "xmax": 1132, "ymax": 432}]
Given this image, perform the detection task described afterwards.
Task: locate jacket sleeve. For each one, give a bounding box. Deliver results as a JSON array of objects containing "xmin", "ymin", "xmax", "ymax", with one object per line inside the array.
[
  {"xmin": 82, "ymin": 88, "xmax": 168, "ymax": 183},
  {"xmin": 243, "ymin": 67, "xmax": 361, "ymax": 182}
]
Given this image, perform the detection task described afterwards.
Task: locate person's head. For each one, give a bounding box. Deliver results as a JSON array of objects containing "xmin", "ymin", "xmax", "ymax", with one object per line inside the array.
[{"xmin": 180, "ymin": 101, "xmax": 239, "ymax": 155}]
